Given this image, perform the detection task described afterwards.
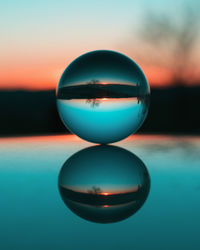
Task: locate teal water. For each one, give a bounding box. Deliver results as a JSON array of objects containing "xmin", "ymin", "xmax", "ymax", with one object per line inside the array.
[{"xmin": 0, "ymin": 135, "xmax": 200, "ymax": 249}]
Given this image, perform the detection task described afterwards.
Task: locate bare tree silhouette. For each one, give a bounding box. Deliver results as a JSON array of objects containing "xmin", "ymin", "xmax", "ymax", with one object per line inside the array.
[
  {"xmin": 137, "ymin": 4, "xmax": 200, "ymax": 85},
  {"xmin": 87, "ymin": 186, "xmax": 102, "ymax": 194},
  {"xmin": 86, "ymin": 79, "xmax": 100, "ymax": 85},
  {"xmin": 85, "ymin": 79, "xmax": 101, "ymax": 107}
]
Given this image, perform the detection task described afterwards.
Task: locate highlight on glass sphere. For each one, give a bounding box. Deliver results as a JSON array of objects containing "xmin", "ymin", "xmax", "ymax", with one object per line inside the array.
[
  {"xmin": 58, "ymin": 145, "xmax": 150, "ymax": 223},
  {"xmin": 56, "ymin": 50, "xmax": 150, "ymax": 144}
]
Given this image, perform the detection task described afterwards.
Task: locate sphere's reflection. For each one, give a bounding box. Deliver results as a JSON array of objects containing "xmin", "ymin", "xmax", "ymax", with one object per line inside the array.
[{"xmin": 58, "ymin": 145, "xmax": 150, "ymax": 223}]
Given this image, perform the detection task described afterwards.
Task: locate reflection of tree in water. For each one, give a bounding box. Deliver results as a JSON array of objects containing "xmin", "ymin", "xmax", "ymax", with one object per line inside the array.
[
  {"xmin": 87, "ymin": 186, "xmax": 102, "ymax": 194},
  {"xmin": 140, "ymin": 95, "xmax": 150, "ymax": 115},
  {"xmin": 84, "ymin": 79, "xmax": 149, "ymax": 111},
  {"xmin": 85, "ymin": 80, "xmax": 101, "ymax": 107},
  {"xmin": 86, "ymin": 98, "xmax": 100, "ymax": 107},
  {"xmin": 135, "ymin": 82, "xmax": 150, "ymax": 116}
]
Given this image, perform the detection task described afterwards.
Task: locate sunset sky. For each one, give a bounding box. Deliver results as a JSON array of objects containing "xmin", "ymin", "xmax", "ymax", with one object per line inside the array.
[{"xmin": 0, "ymin": 0, "xmax": 199, "ymax": 90}]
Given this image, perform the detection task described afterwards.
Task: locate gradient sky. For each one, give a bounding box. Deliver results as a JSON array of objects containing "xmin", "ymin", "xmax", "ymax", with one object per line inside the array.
[{"xmin": 0, "ymin": 0, "xmax": 199, "ymax": 90}]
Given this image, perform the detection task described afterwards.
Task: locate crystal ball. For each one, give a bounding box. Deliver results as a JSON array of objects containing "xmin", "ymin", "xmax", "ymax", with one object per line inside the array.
[
  {"xmin": 58, "ymin": 145, "xmax": 150, "ymax": 223},
  {"xmin": 56, "ymin": 50, "xmax": 150, "ymax": 144}
]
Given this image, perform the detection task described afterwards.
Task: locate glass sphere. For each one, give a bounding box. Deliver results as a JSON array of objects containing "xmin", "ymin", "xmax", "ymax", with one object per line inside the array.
[
  {"xmin": 57, "ymin": 50, "xmax": 150, "ymax": 144},
  {"xmin": 58, "ymin": 145, "xmax": 150, "ymax": 223}
]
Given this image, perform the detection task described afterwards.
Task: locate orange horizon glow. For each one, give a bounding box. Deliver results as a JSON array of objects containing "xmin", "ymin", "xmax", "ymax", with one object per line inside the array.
[
  {"xmin": 1, "ymin": 0, "xmax": 200, "ymax": 92},
  {"xmin": 61, "ymin": 185, "xmax": 141, "ymax": 195},
  {"xmin": 101, "ymin": 192, "xmax": 109, "ymax": 196},
  {"xmin": 0, "ymin": 63, "xmax": 200, "ymax": 91}
]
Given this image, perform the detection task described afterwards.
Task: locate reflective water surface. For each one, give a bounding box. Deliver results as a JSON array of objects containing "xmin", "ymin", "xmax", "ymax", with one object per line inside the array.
[
  {"xmin": 0, "ymin": 135, "xmax": 200, "ymax": 250},
  {"xmin": 58, "ymin": 145, "xmax": 150, "ymax": 223}
]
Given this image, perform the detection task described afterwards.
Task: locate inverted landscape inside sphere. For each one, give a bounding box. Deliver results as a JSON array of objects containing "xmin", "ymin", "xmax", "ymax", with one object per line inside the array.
[{"xmin": 56, "ymin": 50, "xmax": 150, "ymax": 143}]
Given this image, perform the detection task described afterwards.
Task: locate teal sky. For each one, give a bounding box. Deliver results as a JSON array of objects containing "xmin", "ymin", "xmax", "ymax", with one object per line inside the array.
[{"xmin": 0, "ymin": 0, "xmax": 198, "ymax": 89}]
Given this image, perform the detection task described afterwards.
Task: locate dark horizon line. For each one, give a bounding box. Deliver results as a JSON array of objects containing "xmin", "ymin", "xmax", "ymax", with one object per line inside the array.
[
  {"xmin": 0, "ymin": 83, "xmax": 200, "ymax": 92},
  {"xmin": 59, "ymin": 185, "xmax": 147, "ymax": 206},
  {"xmin": 61, "ymin": 185, "xmax": 140, "ymax": 196}
]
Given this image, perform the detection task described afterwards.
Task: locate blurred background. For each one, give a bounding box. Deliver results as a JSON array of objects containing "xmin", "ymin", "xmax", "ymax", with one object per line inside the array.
[{"xmin": 0, "ymin": 0, "xmax": 200, "ymax": 136}]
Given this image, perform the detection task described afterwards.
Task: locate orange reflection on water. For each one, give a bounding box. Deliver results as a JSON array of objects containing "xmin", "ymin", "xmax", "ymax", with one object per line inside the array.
[
  {"xmin": 0, "ymin": 134, "xmax": 94, "ymax": 150},
  {"xmin": 0, "ymin": 134, "xmax": 200, "ymax": 148}
]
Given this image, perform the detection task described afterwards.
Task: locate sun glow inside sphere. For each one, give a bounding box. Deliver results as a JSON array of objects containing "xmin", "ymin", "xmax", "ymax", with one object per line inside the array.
[{"xmin": 56, "ymin": 50, "xmax": 150, "ymax": 144}]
